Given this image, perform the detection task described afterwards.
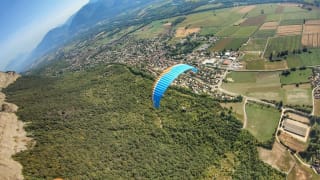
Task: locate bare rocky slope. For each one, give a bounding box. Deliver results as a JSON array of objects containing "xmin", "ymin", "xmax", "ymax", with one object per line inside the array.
[{"xmin": 0, "ymin": 72, "xmax": 31, "ymax": 180}]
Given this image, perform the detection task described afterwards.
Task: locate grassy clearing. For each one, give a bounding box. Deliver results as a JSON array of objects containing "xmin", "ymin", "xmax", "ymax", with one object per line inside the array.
[
  {"xmin": 241, "ymin": 38, "xmax": 267, "ymax": 51},
  {"xmin": 254, "ymin": 29, "xmax": 276, "ymax": 38},
  {"xmin": 220, "ymin": 102, "xmax": 244, "ymax": 122},
  {"xmin": 280, "ymin": 69, "xmax": 313, "ymax": 85},
  {"xmin": 231, "ymin": 26, "xmax": 258, "ymax": 38},
  {"xmin": 265, "ymin": 35, "xmax": 302, "ymax": 58},
  {"xmin": 246, "ymin": 103, "xmax": 281, "ymax": 142},
  {"xmin": 286, "ymin": 49, "xmax": 320, "ymax": 68}
]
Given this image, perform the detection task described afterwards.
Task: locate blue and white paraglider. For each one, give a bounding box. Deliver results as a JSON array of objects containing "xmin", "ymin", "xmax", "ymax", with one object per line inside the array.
[{"xmin": 152, "ymin": 64, "xmax": 198, "ymax": 108}]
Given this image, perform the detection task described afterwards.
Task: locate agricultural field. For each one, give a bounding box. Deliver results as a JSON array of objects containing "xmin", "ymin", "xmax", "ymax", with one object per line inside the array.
[
  {"xmin": 264, "ymin": 61, "xmax": 288, "ymax": 70},
  {"xmin": 222, "ymin": 72, "xmax": 313, "ymax": 105},
  {"xmin": 280, "ymin": 68, "xmax": 313, "ymax": 85},
  {"xmin": 245, "ymin": 60, "xmax": 265, "ymax": 70},
  {"xmin": 237, "ymin": 5, "xmax": 256, "ymax": 14},
  {"xmin": 241, "ymin": 15, "xmax": 266, "ymax": 26},
  {"xmin": 286, "ymin": 48, "xmax": 320, "ymax": 68},
  {"xmin": 302, "ymin": 20, "xmax": 320, "ymax": 47},
  {"xmin": 220, "ymin": 102, "xmax": 244, "ymax": 122},
  {"xmin": 287, "ymin": 160, "xmax": 320, "ymax": 180},
  {"xmin": 211, "ymin": 38, "xmax": 247, "ymax": 51},
  {"xmin": 176, "ymin": 8, "xmax": 241, "ymax": 31},
  {"xmin": 241, "ymin": 38, "xmax": 267, "ymax": 51},
  {"xmin": 279, "ymin": 19, "xmax": 304, "ymax": 25},
  {"xmin": 246, "ymin": 4, "xmax": 279, "ymax": 17},
  {"xmin": 134, "ymin": 21, "xmax": 169, "ymax": 39},
  {"xmin": 175, "ymin": 27, "xmax": 200, "ymax": 37},
  {"xmin": 283, "ymin": 84, "xmax": 313, "ymax": 105},
  {"xmin": 260, "ymin": 21, "xmax": 279, "ymax": 30},
  {"xmin": 253, "ymin": 29, "xmax": 276, "ymax": 38},
  {"xmin": 258, "ymin": 141, "xmax": 295, "ymax": 174},
  {"xmin": 276, "ymin": 25, "xmax": 302, "ymax": 36},
  {"xmin": 216, "ymin": 26, "xmax": 240, "ymax": 37},
  {"xmin": 278, "ymin": 131, "xmax": 308, "ymax": 152},
  {"xmin": 231, "ymin": 26, "xmax": 258, "ymax": 38},
  {"xmin": 264, "ymin": 35, "xmax": 302, "ymax": 58},
  {"xmin": 245, "ymin": 103, "xmax": 281, "ymax": 142}
]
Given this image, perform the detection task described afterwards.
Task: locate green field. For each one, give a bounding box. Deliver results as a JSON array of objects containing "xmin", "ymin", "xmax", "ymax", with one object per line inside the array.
[
  {"xmin": 177, "ymin": 8, "xmax": 241, "ymax": 29},
  {"xmin": 222, "ymin": 71, "xmax": 313, "ymax": 105},
  {"xmin": 231, "ymin": 26, "xmax": 258, "ymax": 38},
  {"xmin": 266, "ymin": 14, "xmax": 282, "ymax": 21},
  {"xmin": 254, "ymin": 30, "xmax": 276, "ymax": 38},
  {"xmin": 241, "ymin": 38, "xmax": 267, "ymax": 51},
  {"xmin": 246, "ymin": 4, "xmax": 279, "ymax": 17},
  {"xmin": 287, "ymin": 49, "xmax": 320, "ymax": 68},
  {"xmin": 212, "ymin": 38, "xmax": 247, "ymax": 51},
  {"xmin": 279, "ymin": 19, "xmax": 304, "ymax": 25},
  {"xmin": 280, "ymin": 69, "xmax": 313, "ymax": 85},
  {"xmin": 246, "ymin": 103, "xmax": 281, "ymax": 142},
  {"xmin": 200, "ymin": 26, "xmax": 221, "ymax": 35},
  {"xmin": 216, "ymin": 26, "xmax": 240, "ymax": 37},
  {"xmin": 265, "ymin": 35, "xmax": 302, "ymax": 58},
  {"xmin": 240, "ymin": 53, "xmax": 265, "ymax": 70}
]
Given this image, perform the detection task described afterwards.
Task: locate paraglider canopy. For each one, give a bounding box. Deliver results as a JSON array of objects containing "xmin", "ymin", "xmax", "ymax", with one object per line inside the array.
[{"xmin": 152, "ymin": 64, "xmax": 197, "ymax": 108}]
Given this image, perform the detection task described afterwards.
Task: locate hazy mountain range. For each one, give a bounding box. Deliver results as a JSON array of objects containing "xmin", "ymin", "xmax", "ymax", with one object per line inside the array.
[{"xmin": 6, "ymin": 0, "xmax": 160, "ymax": 72}]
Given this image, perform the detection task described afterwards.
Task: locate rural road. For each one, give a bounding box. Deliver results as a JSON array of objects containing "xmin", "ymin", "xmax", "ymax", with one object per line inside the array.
[{"xmin": 242, "ymin": 97, "xmax": 248, "ymax": 129}]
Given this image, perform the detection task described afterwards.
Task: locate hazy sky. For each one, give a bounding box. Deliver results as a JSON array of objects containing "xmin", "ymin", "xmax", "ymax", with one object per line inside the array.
[{"xmin": 0, "ymin": 0, "xmax": 89, "ymax": 70}]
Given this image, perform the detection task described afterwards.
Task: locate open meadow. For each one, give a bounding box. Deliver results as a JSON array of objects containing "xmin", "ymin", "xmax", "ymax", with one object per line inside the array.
[
  {"xmin": 220, "ymin": 102, "xmax": 244, "ymax": 123},
  {"xmin": 280, "ymin": 68, "xmax": 313, "ymax": 85},
  {"xmin": 245, "ymin": 103, "xmax": 281, "ymax": 142}
]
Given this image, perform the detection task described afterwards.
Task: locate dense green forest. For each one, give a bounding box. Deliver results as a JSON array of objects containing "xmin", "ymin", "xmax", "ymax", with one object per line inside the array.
[{"xmin": 5, "ymin": 64, "xmax": 284, "ymax": 179}]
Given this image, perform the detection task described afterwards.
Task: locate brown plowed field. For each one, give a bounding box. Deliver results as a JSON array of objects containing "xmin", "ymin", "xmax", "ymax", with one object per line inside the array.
[
  {"xmin": 241, "ymin": 15, "xmax": 266, "ymax": 26},
  {"xmin": 260, "ymin": 21, "xmax": 279, "ymax": 30},
  {"xmin": 278, "ymin": 131, "xmax": 308, "ymax": 152},
  {"xmin": 238, "ymin": 5, "xmax": 256, "ymax": 14},
  {"xmin": 276, "ymin": 25, "xmax": 302, "ymax": 36},
  {"xmin": 305, "ymin": 20, "xmax": 320, "ymax": 25},
  {"xmin": 302, "ymin": 24, "xmax": 320, "ymax": 47},
  {"xmin": 175, "ymin": 27, "xmax": 200, "ymax": 37}
]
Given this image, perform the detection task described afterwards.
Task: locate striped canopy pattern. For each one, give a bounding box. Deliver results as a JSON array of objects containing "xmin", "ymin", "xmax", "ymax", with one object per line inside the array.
[{"xmin": 152, "ymin": 64, "xmax": 197, "ymax": 108}]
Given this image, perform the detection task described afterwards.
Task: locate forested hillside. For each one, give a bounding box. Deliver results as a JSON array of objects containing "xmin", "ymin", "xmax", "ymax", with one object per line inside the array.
[{"xmin": 5, "ymin": 64, "xmax": 284, "ymax": 179}]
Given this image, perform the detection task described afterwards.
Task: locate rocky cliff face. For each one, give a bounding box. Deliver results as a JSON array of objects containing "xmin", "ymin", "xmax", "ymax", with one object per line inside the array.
[{"xmin": 0, "ymin": 72, "xmax": 31, "ymax": 180}]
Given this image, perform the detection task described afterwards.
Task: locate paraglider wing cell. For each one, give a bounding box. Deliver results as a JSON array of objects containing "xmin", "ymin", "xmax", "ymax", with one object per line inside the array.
[{"xmin": 152, "ymin": 64, "xmax": 197, "ymax": 108}]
